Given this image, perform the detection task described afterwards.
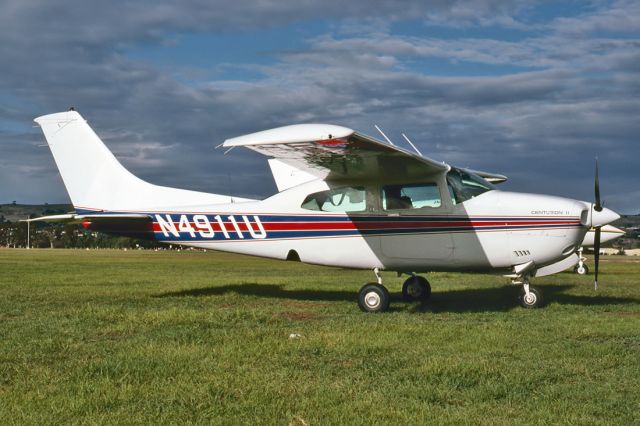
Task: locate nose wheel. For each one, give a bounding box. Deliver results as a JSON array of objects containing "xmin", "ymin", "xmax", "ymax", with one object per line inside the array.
[
  {"xmin": 518, "ymin": 282, "xmax": 544, "ymax": 308},
  {"xmin": 574, "ymin": 264, "xmax": 589, "ymax": 275},
  {"xmin": 573, "ymin": 247, "xmax": 589, "ymax": 275}
]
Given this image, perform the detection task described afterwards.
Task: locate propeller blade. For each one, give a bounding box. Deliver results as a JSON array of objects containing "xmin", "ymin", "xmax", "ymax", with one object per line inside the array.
[
  {"xmin": 594, "ymin": 158, "xmax": 602, "ymax": 212},
  {"xmin": 594, "ymin": 226, "xmax": 601, "ymax": 290}
]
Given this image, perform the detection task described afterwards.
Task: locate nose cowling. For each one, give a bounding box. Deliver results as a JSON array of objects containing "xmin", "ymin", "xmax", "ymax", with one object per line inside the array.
[{"xmin": 591, "ymin": 206, "xmax": 620, "ymax": 228}]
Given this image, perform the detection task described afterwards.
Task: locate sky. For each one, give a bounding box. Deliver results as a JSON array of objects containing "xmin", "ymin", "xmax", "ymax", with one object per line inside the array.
[{"xmin": 0, "ymin": 0, "xmax": 638, "ymax": 213}]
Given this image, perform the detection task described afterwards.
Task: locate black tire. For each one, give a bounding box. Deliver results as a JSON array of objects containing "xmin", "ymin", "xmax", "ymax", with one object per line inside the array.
[
  {"xmin": 518, "ymin": 286, "xmax": 544, "ymax": 308},
  {"xmin": 574, "ymin": 264, "xmax": 589, "ymax": 275},
  {"xmin": 358, "ymin": 283, "xmax": 390, "ymax": 313},
  {"xmin": 402, "ymin": 275, "xmax": 431, "ymax": 302}
]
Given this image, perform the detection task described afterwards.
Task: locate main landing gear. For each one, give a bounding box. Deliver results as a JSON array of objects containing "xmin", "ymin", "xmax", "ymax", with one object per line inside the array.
[
  {"xmin": 358, "ymin": 269, "xmax": 432, "ymax": 313},
  {"xmin": 402, "ymin": 274, "xmax": 431, "ymax": 302},
  {"xmin": 358, "ymin": 268, "xmax": 391, "ymax": 313},
  {"xmin": 358, "ymin": 283, "xmax": 390, "ymax": 313},
  {"xmin": 358, "ymin": 268, "xmax": 546, "ymax": 312}
]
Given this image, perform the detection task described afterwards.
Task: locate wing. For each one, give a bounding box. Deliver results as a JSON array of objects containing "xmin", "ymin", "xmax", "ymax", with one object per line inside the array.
[
  {"xmin": 463, "ymin": 168, "xmax": 508, "ymax": 184},
  {"xmin": 223, "ymin": 124, "xmax": 449, "ymax": 181}
]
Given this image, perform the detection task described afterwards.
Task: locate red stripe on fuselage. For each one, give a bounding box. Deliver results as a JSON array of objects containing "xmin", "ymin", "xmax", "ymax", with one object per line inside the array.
[{"xmin": 151, "ymin": 219, "xmax": 580, "ymax": 233}]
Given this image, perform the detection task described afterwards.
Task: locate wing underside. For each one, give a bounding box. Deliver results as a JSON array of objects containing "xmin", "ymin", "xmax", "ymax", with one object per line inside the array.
[{"xmin": 224, "ymin": 124, "xmax": 450, "ymax": 181}]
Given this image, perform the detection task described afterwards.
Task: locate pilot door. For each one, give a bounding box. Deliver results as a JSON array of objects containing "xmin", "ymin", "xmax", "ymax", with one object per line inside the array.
[{"xmin": 378, "ymin": 180, "xmax": 455, "ymax": 264}]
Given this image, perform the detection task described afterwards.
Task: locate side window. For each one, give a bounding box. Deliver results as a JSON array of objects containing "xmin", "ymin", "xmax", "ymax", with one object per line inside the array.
[
  {"xmin": 382, "ymin": 183, "xmax": 441, "ymax": 210},
  {"xmin": 301, "ymin": 186, "xmax": 367, "ymax": 212}
]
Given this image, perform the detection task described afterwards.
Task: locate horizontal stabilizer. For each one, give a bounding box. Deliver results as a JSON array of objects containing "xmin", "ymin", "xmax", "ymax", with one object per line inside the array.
[
  {"xmin": 23, "ymin": 213, "xmax": 150, "ymax": 223},
  {"xmin": 22, "ymin": 214, "xmax": 76, "ymax": 222},
  {"xmin": 23, "ymin": 212, "xmax": 154, "ymax": 240}
]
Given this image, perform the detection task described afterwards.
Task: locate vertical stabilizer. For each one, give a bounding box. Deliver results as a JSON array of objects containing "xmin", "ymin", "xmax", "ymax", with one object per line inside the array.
[
  {"xmin": 268, "ymin": 158, "xmax": 318, "ymax": 192},
  {"xmin": 35, "ymin": 110, "xmax": 248, "ymax": 211}
]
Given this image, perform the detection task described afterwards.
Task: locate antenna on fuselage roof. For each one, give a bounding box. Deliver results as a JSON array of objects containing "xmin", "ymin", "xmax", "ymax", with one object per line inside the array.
[
  {"xmin": 401, "ymin": 133, "xmax": 423, "ymax": 157},
  {"xmin": 374, "ymin": 125, "xmax": 395, "ymax": 146}
]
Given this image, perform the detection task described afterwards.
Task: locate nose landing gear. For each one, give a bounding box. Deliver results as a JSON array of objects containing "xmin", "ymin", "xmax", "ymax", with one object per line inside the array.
[
  {"xmin": 513, "ymin": 277, "xmax": 545, "ymax": 308},
  {"xmin": 573, "ymin": 247, "xmax": 589, "ymax": 275}
]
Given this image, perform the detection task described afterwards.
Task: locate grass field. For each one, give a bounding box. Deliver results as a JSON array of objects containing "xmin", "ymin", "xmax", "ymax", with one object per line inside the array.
[{"xmin": 1, "ymin": 249, "xmax": 639, "ymax": 425}]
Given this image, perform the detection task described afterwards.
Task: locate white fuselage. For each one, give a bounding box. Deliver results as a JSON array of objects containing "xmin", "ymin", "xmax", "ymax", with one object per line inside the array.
[{"xmin": 78, "ymin": 179, "xmax": 594, "ymax": 274}]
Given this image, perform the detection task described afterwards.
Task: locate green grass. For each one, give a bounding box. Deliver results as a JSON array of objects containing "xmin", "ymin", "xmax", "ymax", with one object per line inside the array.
[{"xmin": 1, "ymin": 249, "xmax": 639, "ymax": 425}]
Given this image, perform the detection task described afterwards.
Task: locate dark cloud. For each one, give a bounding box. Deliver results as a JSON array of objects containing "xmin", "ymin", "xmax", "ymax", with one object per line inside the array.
[{"xmin": 0, "ymin": 0, "xmax": 638, "ymax": 213}]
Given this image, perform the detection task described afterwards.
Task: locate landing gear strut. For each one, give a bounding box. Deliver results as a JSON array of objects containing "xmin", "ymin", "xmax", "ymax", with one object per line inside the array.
[
  {"xmin": 573, "ymin": 247, "xmax": 589, "ymax": 275},
  {"xmin": 513, "ymin": 276, "xmax": 544, "ymax": 308}
]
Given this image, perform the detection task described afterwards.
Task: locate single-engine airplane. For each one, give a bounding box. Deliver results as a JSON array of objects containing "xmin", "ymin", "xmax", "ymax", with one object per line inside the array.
[{"xmin": 30, "ymin": 109, "xmax": 620, "ymax": 312}]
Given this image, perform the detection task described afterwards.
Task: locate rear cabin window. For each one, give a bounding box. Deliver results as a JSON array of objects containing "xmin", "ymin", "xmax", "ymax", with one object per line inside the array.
[
  {"xmin": 301, "ymin": 186, "xmax": 367, "ymax": 212},
  {"xmin": 382, "ymin": 183, "xmax": 441, "ymax": 210}
]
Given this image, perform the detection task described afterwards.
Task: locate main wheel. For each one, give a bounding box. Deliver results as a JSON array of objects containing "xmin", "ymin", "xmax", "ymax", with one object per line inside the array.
[
  {"xmin": 519, "ymin": 286, "xmax": 544, "ymax": 308},
  {"xmin": 358, "ymin": 283, "xmax": 390, "ymax": 313},
  {"xmin": 402, "ymin": 275, "xmax": 431, "ymax": 302},
  {"xmin": 574, "ymin": 264, "xmax": 589, "ymax": 275}
]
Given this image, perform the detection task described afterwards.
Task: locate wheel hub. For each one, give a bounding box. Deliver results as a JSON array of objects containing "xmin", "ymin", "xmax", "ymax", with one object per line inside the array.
[
  {"xmin": 407, "ymin": 282, "xmax": 422, "ymax": 297},
  {"xmin": 524, "ymin": 292, "xmax": 536, "ymax": 305},
  {"xmin": 365, "ymin": 291, "xmax": 381, "ymax": 309}
]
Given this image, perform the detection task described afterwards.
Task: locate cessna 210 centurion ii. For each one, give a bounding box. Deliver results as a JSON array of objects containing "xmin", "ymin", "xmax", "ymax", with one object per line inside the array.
[{"xmin": 31, "ymin": 109, "xmax": 620, "ymax": 312}]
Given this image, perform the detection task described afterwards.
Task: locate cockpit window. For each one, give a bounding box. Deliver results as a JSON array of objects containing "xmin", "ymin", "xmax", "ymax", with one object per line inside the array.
[
  {"xmin": 447, "ymin": 168, "xmax": 495, "ymax": 204},
  {"xmin": 301, "ymin": 186, "xmax": 366, "ymax": 212},
  {"xmin": 382, "ymin": 183, "xmax": 442, "ymax": 210}
]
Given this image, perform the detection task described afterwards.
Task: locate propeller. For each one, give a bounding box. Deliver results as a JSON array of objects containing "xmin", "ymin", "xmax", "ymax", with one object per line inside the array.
[
  {"xmin": 593, "ymin": 158, "xmax": 602, "ymax": 290},
  {"xmin": 594, "ymin": 159, "xmax": 602, "ymax": 212}
]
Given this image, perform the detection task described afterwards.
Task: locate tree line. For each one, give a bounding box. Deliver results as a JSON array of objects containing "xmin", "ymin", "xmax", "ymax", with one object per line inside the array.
[{"xmin": 0, "ymin": 217, "xmax": 159, "ymax": 249}]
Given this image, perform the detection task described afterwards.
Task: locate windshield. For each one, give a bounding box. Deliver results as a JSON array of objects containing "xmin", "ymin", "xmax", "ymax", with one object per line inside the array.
[{"xmin": 446, "ymin": 168, "xmax": 495, "ymax": 204}]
